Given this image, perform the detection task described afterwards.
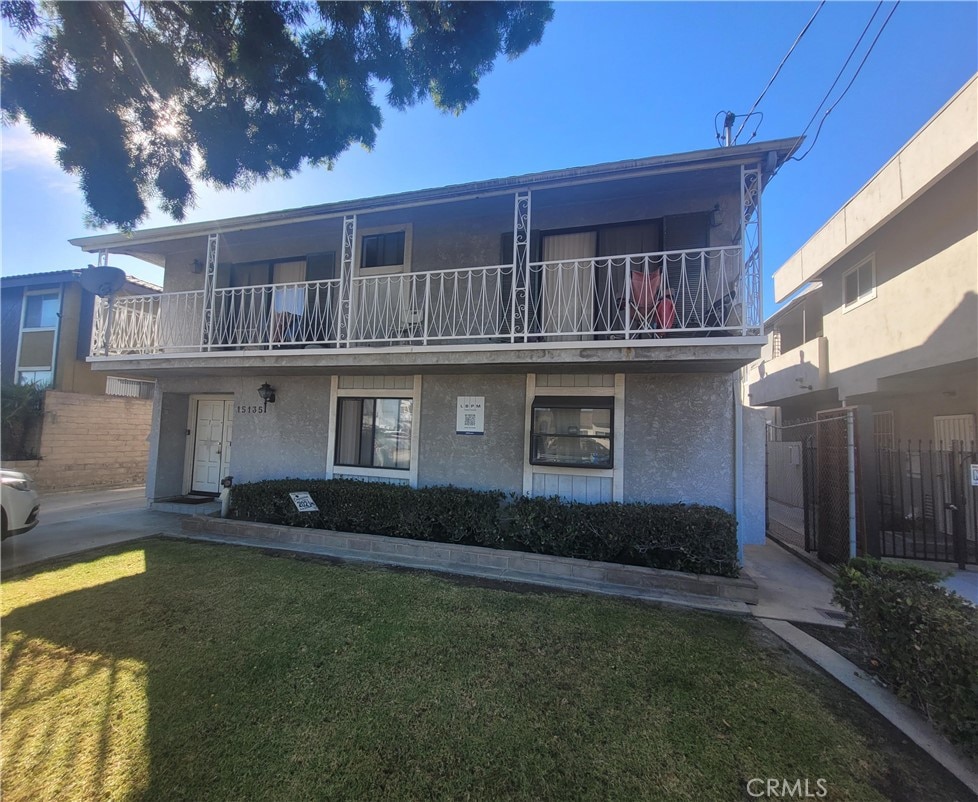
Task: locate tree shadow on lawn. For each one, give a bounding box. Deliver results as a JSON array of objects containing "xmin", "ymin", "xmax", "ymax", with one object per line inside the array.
[{"xmin": 1, "ymin": 537, "xmax": 973, "ymax": 802}]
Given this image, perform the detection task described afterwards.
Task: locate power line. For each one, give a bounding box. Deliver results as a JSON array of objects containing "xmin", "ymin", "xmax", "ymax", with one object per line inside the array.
[
  {"xmin": 789, "ymin": 1, "xmax": 900, "ymax": 163},
  {"xmin": 733, "ymin": 1, "xmax": 826, "ymax": 144}
]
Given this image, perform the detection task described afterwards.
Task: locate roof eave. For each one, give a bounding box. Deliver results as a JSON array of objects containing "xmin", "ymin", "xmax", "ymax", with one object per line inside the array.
[{"xmin": 70, "ymin": 137, "xmax": 801, "ymax": 254}]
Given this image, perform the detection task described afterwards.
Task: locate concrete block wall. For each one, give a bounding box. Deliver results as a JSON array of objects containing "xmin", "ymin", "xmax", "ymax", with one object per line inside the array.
[{"xmin": 4, "ymin": 390, "xmax": 153, "ymax": 491}]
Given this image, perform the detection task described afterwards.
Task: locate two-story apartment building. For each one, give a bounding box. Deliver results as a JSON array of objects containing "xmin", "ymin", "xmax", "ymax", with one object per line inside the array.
[
  {"xmin": 70, "ymin": 139, "xmax": 799, "ymax": 553},
  {"xmin": 748, "ymin": 75, "xmax": 977, "ymax": 447}
]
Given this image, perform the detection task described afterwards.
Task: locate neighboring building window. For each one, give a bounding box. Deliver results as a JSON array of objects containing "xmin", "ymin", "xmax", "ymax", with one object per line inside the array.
[
  {"xmin": 530, "ymin": 396, "xmax": 613, "ymax": 468},
  {"xmin": 361, "ymin": 231, "xmax": 405, "ymax": 269},
  {"xmin": 335, "ymin": 397, "xmax": 413, "ymax": 470},
  {"xmin": 873, "ymin": 411, "xmax": 895, "ymax": 450},
  {"xmin": 23, "ymin": 292, "xmax": 60, "ymax": 329},
  {"xmin": 16, "ymin": 369, "xmax": 53, "ymax": 386},
  {"xmin": 843, "ymin": 256, "xmax": 875, "ymax": 308},
  {"xmin": 16, "ymin": 289, "xmax": 60, "ymax": 388}
]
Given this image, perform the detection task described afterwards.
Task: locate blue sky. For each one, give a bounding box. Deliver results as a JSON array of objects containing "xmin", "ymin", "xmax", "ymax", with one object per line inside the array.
[{"xmin": 2, "ymin": 1, "xmax": 976, "ymax": 318}]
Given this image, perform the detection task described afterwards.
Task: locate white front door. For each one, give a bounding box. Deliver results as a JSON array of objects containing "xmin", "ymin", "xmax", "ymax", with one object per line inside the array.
[{"xmin": 191, "ymin": 398, "xmax": 233, "ymax": 494}]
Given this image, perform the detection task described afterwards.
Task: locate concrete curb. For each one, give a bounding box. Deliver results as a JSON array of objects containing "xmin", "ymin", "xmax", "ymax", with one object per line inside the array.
[
  {"xmin": 177, "ymin": 516, "xmax": 756, "ymax": 614},
  {"xmin": 760, "ymin": 619, "xmax": 978, "ymax": 795}
]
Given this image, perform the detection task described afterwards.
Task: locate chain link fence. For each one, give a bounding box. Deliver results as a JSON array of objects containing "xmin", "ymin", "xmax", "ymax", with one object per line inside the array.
[{"xmin": 766, "ymin": 409, "xmax": 857, "ymax": 566}]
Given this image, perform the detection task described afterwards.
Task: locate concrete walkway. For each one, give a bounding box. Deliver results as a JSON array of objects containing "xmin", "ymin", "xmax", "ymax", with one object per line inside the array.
[
  {"xmin": 1, "ymin": 485, "xmax": 185, "ymax": 573},
  {"xmin": 742, "ymin": 540, "xmax": 844, "ymax": 626}
]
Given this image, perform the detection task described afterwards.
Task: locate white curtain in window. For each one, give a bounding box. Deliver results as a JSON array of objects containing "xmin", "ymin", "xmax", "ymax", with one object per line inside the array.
[{"xmin": 541, "ymin": 231, "xmax": 597, "ymax": 338}]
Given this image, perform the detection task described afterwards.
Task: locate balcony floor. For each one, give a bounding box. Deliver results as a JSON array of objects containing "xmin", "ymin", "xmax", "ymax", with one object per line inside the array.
[{"xmin": 88, "ymin": 337, "xmax": 766, "ymax": 378}]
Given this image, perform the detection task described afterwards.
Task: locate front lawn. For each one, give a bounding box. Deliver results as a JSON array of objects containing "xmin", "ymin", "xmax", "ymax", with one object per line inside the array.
[{"xmin": 1, "ymin": 538, "xmax": 968, "ymax": 801}]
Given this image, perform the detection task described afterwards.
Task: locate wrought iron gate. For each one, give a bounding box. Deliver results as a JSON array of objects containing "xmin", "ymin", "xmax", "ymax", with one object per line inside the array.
[{"xmin": 877, "ymin": 441, "xmax": 978, "ymax": 566}]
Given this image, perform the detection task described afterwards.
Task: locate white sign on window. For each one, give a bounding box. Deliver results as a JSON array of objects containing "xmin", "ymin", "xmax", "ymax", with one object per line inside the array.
[
  {"xmin": 289, "ymin": 492, "xmax": 319, "ymax": 512},
  {"xmin": 971, "ymin": 464, "xmax": 978, "ymax": 487},
  {"xmin": 456, "ymin": 396, "xmax": 485, "ymax": 435}
]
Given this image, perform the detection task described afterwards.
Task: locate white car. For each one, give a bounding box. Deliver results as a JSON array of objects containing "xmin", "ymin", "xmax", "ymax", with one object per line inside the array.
[{"xmin": 1, "ymin": 469, "xmax": 40, "ymax": 539}]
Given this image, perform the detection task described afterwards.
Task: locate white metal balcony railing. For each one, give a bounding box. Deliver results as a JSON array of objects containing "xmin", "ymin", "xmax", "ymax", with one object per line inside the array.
[{"xmin": 92, "ymin": 246, "xmax": 754, "ymax": 356}]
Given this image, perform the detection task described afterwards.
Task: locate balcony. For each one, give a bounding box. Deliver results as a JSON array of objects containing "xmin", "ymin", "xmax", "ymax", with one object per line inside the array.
[
  {"xmin": 748, "ymin": 336, "xmax": 829, "ymax": 406},
  {"xmin": 91, "ymin": 246, "xmax": 761, "ymax": 371}
]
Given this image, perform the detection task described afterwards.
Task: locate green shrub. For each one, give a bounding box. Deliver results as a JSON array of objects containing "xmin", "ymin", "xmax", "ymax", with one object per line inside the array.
[
  {"xmin": 834, "ymin": 560, "xmax": 978, "ymax": 755},
  {"xmin": 230, "ymin": 479, "xmax": 740, "ymax": 578},
  {"xmin": 231, "ymin": 479, "xmax": 504, "ymax": 546},
  {"xmin": 845, "ymin": 556, "xmax": 944, "ymax": 585},
  {"xmin": 507, "ymin": 496, "xmax": 739, "ymax": 577}
]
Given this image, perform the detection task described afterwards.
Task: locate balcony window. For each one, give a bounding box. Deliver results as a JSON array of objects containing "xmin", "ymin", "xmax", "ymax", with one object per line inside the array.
[
  {"xmin": 361, "ymin": 231, "xmax": 405, "ymax": 269},
  {"xmin": 843, "ymin": 256, "xmax": 875, "ymax": 309},
  {"xmin": 530, "ymin": 396, "xmax": 613, "ymax": 468},
  {"xmin": 335, "ymin": 397, "xmax": 413, "ymax": 470}
]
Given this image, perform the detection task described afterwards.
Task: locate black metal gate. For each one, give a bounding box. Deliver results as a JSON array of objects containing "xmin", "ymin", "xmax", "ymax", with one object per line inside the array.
[{"xmin": 877, "ymin": 441, "xmax": 978, "ymax": 566}]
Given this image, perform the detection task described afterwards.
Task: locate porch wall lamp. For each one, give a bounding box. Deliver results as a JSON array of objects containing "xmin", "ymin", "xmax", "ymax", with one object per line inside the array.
[
  {"xmin": 192, "ymin": 258, "xmax": 204, "ymax": 274},
  {"xmin": 709, "ymin": 203, "xmax": 724, "ymax": 228},
  {"xmin": 258, "ymin": 382, "xmax": 276, "ymax": 410}
]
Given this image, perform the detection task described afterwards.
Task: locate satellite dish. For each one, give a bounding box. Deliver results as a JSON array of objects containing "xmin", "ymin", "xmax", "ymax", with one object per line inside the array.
[{"xmin": 79, "ymin": 265, "xmax": 126, "ymax": 298}]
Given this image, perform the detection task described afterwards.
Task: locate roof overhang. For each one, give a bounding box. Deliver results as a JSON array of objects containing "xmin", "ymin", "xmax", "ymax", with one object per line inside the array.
[{"xmin": 70, "ymin": 137, "xmax": 801, "ymax": 266}]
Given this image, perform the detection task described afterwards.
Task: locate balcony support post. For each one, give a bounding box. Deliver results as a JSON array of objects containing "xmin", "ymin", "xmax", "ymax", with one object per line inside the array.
[
  {"xmin": 199, "ymin": 233, "xmax": 220, "ymax": 351},
  {"xmin": 741, "ymin": 163, "xmax": 763, "ymax": 336},
  {"xmin": 95, "ymin": 251, "xmax": 113, "ymax": 354},
  {"xmin": 512, "ymin": 190, "xmax": 531, "ymax": 343},
  {"xmin": 340, "ymin": 214, "xmax": 357, "ymax": 347}
]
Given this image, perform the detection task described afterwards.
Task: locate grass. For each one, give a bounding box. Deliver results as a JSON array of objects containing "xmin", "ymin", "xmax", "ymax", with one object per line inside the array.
[{"xmin": 0, "ymin": 538, "xmax": 967, "ymax": 801}]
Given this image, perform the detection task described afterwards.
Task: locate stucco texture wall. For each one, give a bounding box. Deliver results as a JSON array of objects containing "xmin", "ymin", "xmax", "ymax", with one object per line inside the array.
[
  {"xmin": 820, "ymin": 154, "xmax": 978, "ymax": 399},
  {"xmin": 4, "ymin": 391, "xmax": 152, "ymax": 492},
  {"xmin": 623, "ymin": 373, "xmax": 735, "ymax": 510},
  {"xmin": 149, "ymin": 375, "xmax": 333, "ymax": 498},
  {"xmin": 417, "ymin": 374, "xmax": 526, "ymax": 494}
]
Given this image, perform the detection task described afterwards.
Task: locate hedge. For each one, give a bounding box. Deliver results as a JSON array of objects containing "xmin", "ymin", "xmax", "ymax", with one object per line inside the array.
[
  {"xmin": 230, "ymin": 478, "xmax": 740, "ymax": 577},
  {"xmin": 834, "ymin": 558, "xmax": 978, "ymax": 756},
  {"xmin": 506, "ymin": 496, "xmax": 739, "ymax": 577},
  {"xmin": 231, "ymin": 479, "xmax": 505, "ymax": 547}
]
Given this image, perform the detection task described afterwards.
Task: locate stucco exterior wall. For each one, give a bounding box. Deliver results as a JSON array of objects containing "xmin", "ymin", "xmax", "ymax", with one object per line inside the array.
[
  {"xmin": 146, "ymin": 369, "xmax": 765, "ymax": 551},
  {"xmin": 150, "ymin": 375, "xmax": 334, "ymax": 496},
  {"xmin": 875, "ymin": 376, "xmax": 978, "ymax": 444},
  {"xmin": 819, "ymin": 154, "xmax": 978, "ymax": 400},
  {"xmin": 417, "ymin": 373, "xmax": 526, "ymax": 494},
  {"xmin": 622, "ymin": 373, "xmax": 735, "ymax": 510}
]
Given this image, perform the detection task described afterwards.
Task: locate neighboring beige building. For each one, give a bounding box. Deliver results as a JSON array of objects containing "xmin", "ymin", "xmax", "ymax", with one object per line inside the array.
[{"xmin": 748, "ymin": 74, "xmax": 978, "ymax": 447}]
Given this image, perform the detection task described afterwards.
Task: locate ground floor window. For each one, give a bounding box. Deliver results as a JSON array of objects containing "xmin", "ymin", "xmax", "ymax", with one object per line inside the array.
[
  {"xmin": 530, "ymin": 396, "xmax": 613, "ymax": 468},
  {"xmin": 335, "ymin": 397, "xmax": 413, "ymax": 470}
]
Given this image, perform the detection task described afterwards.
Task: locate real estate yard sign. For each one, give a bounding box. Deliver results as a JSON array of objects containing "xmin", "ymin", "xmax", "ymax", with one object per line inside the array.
[{"xmin": 289, "ymin": 492, "xmax": 319, "ymax": 512}]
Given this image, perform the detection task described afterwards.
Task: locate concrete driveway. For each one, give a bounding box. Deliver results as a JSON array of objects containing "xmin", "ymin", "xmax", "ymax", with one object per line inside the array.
[{"xmin": 1, "ymin": 486, "xmax": 184, "ymax": 573}]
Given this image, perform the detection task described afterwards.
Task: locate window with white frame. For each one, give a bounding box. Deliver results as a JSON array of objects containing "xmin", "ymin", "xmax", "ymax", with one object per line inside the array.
[
  {"xmin": 530, "ymin": 396, "xmax": 614, "ymax": 468},
  {"xmin": 843, "ymin": 256, "xmax": 875, "ymax": 308},
  {"xmin": 335, "ymin": 397, "xmax": 413, "ymax": 470},
  {"xmin": 16, "ymin": 289, "xmax": 60, "ymax": 386}
]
